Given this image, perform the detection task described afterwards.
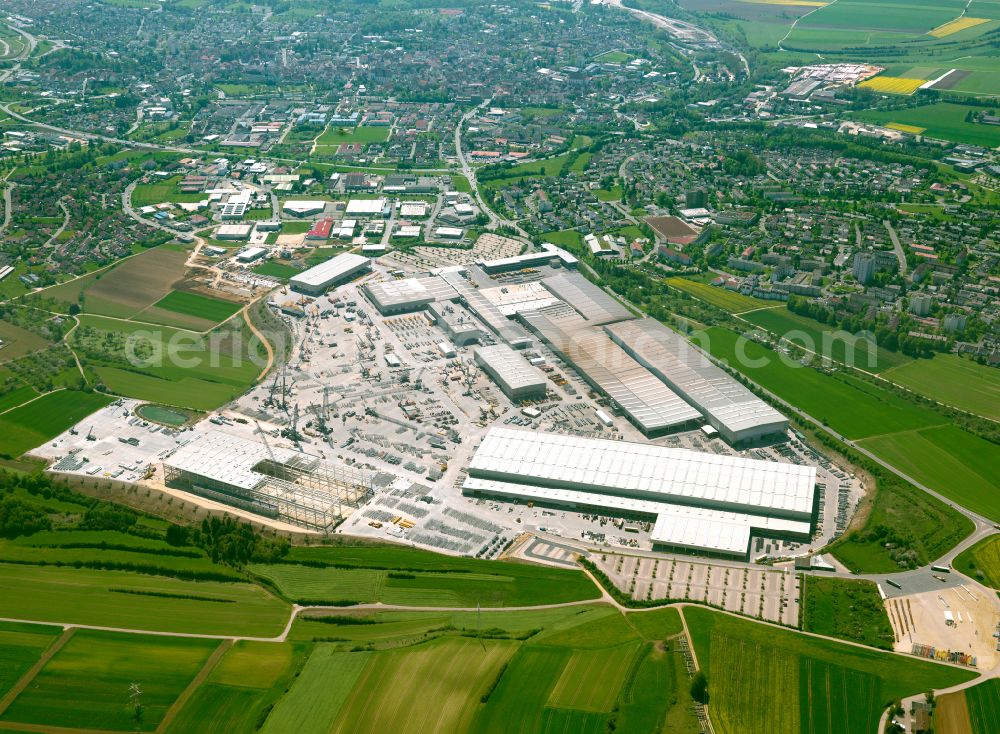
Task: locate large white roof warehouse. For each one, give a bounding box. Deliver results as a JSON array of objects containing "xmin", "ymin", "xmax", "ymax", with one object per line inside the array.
[
  {"xmin": 463, "ymin": 427, "xmax": 817, "ymax": 559},
  {"xmin": 606, "ymin": 319, "xmax": 788, "ymax": 444}
]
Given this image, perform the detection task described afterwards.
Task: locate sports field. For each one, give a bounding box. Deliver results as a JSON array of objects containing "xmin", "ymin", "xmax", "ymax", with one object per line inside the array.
[
  {"xmin": 685, "ymin": 606, "xmax": 977, "ymax": 734},
  {"xmin": 855, "ymin": 103, "xmax": 1000, "ymax": 148},
  {"xmin": 953, "ymin": 534, "xmax": 1000, "ymax": 589},
  {"xmin": 880, "ymin": 354, "xmax": 1000, "ymax": 419}
]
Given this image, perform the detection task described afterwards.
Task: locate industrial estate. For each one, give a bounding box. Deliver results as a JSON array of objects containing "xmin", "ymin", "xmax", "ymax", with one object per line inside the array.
[{"xmin": 0, "ymin": 0, "xmax": 998, "ymax": 732}]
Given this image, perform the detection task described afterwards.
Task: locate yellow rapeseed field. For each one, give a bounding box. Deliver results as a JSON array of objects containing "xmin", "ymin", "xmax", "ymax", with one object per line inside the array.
[
  {"xmin": 929, "ymin": 17, "xmax": 989, "ymax": 38},
  {"xmin": 887, "ymin": 123, "xmax": 927, "ymax": 134},
  {"xmin": 859, "ymin": 76, "xmax": 926, "ymax": 95}
]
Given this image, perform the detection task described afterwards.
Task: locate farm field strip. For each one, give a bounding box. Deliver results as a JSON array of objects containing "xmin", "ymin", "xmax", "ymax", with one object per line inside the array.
[
  {"xmin": 0, "ymin": 563, "xmax": 290, "ymax": 638},
  {"xmin": 0, "ymin": 629, "xmax": 218, "ymax": 732},
  {"xmin": 701, "ymin": 327, "xmax": 999, "ymax": 522},
  {"xmin": 929, "ymin": 16, "xmax": 989, "ymax": 36}
]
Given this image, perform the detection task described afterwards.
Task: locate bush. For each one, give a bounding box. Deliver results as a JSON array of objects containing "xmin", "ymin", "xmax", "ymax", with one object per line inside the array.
[{"xmin": 690, "ymin": 671, "xmax": 709, "ymax": 704}]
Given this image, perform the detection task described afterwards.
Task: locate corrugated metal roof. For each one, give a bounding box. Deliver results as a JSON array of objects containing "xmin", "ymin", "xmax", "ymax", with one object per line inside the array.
[
  {"xmin": 289, "ymin": 252, "xmax": 369, "ymax": 288},
  {"xmin": 468, "ymin": 427, "xmax": 816, "ymax": 519},
  {"xmin": 519, "ymin": 308, "xmax": 700, "ymax": 433},
  {"xmin": 606, "ymin": 319, "xmax": 787, "ymax": 439},
  {"xmin": 473, "ymin": 344, "xmax": 547, "ymax": 392},
  {"xmin": 165, "ymin": 431, "xmax": 313, "ymax": 491},
  {"xmin": 541, "ymin": 272, "xmax": 635, "ymax": 325},
  {"xmin": 364, "ymin": 275, "xmax": 459, "ymax": 311},
  {"xmin": 462, "ymin": 475, "xmax": 811, "ymax": 555}
]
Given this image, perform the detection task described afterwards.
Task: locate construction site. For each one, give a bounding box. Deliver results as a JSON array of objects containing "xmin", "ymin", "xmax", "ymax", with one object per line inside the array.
[{"xmin": 30, "ymin": 238, "xmax": 862, "ymax": 562}]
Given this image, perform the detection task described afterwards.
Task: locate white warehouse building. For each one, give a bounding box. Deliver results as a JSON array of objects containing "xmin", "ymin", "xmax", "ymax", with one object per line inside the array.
[
  {"xmin": 605, "ymin": 319, "xmax": 788, "ymax": 444},
  {"xmin": 473, "ymin": 344, "xmax": 548, "ymax": 401},
  {"xmin": 289, "ymin": 252, "xmax": 371, "ymax": 295},
  {"xmin": 463, "ymin": 427, "xmax": 817, "ymax": 560}
]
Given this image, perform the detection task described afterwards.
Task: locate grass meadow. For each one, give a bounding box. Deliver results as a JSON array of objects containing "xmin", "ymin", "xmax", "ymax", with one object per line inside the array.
[
  {"xmin": 0, "ymin": 563, "xmax": 290, "ymax": 637},
  {"xmin": 855, "ymin": 103, "xmax": 1000, "ymax": 148},
  {"xmin": 0, "ymin": 390, "xmax": 112, "ymax": 458},
  {"xmin": 251, "ymin": 544, "xmax": 601, "ymax": 607},
  {"xmin": 702, "ymin": 327, "xmax": 999, "ymax": 522},
  {"xmin": 954, "ymin": 534, "xmax": 1000, "ymax": 589},
  {"xmin": 880, "ymin": 354, "xmax": 1000, "ymax": 420}
]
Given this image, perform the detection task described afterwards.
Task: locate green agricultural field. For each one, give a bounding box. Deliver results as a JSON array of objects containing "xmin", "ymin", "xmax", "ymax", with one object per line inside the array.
[
  {"xmin": 0, "ymin": 563, "xmax": 290, "ymax": 637},
  {"xmin": 685, "ymin": 606, "xmax": 976, "ymax": 734},
  {"xmin": 41, "ymin": 247, "xmax": 192, "ymax": 322},
  {"xmin": 855, "ymin": 103, "xmax": 1000, "ymax": 148},
  {"xmin": 0, "ymin": 622, "xmax": 62, "ymax": 700},
  {"xmin": 0, "ymin": 390, "xmax": 112, "ymax": 458},
  {"xmin": 801, "ymin": 577, "xmax": 894, "ymax": 649},
  {"xmin": 667, "ymin": 278, "xmax": 774, "ymax": 313},
  {"xmin": 701, "ymin": 327, "xmax": 991, "ymax": 542},
  {"xmin": 881, "ymin": 354, "xmax": 1000, "ymax": 420},
  {"xmin": 472, "ymin": 646, "xmax": 609, "ymax": 734},
  {"xmin": 740, "ymin": 308, "xmax": 912, "ymax": 373},
  {"xmin": 253, "ymin": 261, "xmax": 302, "ymax": 280},
  {"xmin": 1, "ymin": 630, "xmax": 218, "ymax": 731},
  {"xmin": 626, "ymin": 607, "xmax": 685, "ymax": 640},
  {"xmin": 131, "ymin": 176, "xmax": 209, "ymax": 208},
  {"xmin": 547, "ymin": 642, "xmax": 642, "ymax": 711},
  {"xmin": 332, "ymin": 637, "xmax": 516, "ymax": 734},
  {"xmin": 858, "ymin": 425, "xmax": 1000, "ymax": 521},
  {"xmin": 966, "ymin": 679, "xmax": 1000, "ymax": 734},
  {"xmin": 261, "ymin": 647, "xmax": 371, "ymax": 734},
  {"xmin": 0, "ymin": 319, "xmax": 50, "ymax": 363},
  {"xmin": 166, "ymin": 642, "xmax": 308, "ymax": 734},
  {"xmin": 315, "ymin": 125, "xmax": 391, "ymax": 146},
  {"xmin": 75, "ymin": 314, "xmax": 264, "ymax": 411},
  {"xmin": 953, "ymin": 534, "xmax": 1000, "ymax": 589},
  {"xmin": 700, "ymin": 327, "xmax": 941, "ymax": 439},
  {"xmin": 0, "ymin": 383, "xmax": 38, "ymax": 413},
  {"xmin": 151, "ymin": 290, "xmax": 243, "ymax": 324},
  {"xmin": 259, "ymin": 544, "xmax": 601, "ymax": 607},
  {"xmin": 0, "ymin": 528, "xmax": 243, "ymax": 579}
]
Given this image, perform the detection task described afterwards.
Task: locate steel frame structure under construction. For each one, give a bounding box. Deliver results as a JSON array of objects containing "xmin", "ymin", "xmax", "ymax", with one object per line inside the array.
[{"xmin": 163, "ymin": 432, "xmax": 374, "ymax": 531}]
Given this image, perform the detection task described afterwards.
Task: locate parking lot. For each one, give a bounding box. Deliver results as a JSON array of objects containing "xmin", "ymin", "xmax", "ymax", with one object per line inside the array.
[{"xmin": 595, "ymin": 553, "xmax": 801, "ymax": 626}]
